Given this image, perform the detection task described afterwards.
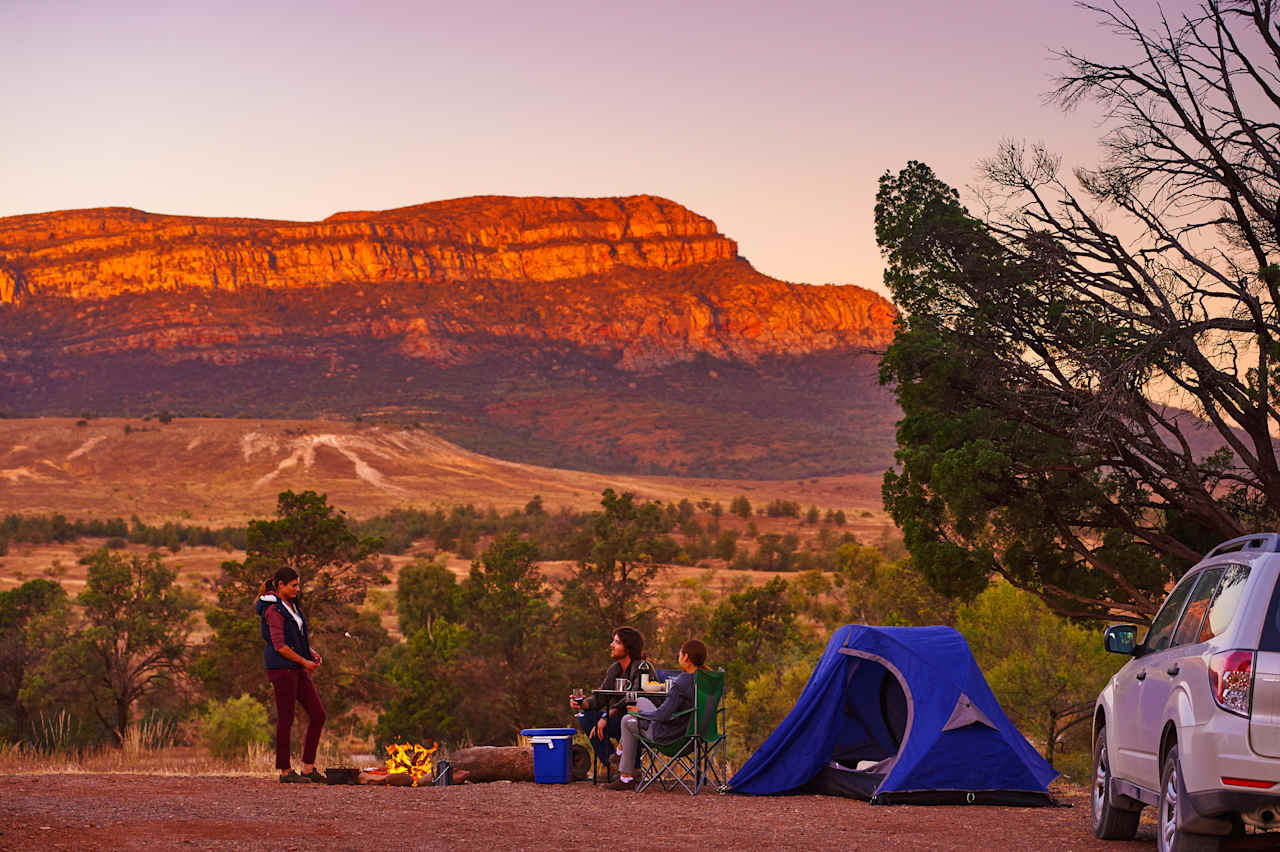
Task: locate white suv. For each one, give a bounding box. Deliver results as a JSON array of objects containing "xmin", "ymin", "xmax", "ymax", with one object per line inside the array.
[{"xmin": 1092, "ymin": 533, "xmax": 1280, "ymax": 850}]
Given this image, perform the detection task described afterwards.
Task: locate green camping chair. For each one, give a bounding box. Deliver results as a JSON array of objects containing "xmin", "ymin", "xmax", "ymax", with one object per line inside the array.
[{"xmin": 634, "ymin": 669, "xmax": 726, "ymax": 794}]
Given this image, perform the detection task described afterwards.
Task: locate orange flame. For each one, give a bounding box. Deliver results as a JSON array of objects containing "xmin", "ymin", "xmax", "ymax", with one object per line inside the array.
[{"xmin": 384, "ymin": 741, "xmax": 437, "ymax": 786}]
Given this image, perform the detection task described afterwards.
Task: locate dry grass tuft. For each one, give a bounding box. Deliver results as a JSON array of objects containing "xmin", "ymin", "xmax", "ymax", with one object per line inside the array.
[{"xmin": 0, "ymin": 720, "xmax": 278, "ymax": 777}]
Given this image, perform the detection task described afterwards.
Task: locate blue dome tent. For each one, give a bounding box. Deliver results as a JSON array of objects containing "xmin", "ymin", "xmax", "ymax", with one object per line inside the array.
[{"xmin": 729, "ymin": 625, "xmax": 1058, "ymax": 805}]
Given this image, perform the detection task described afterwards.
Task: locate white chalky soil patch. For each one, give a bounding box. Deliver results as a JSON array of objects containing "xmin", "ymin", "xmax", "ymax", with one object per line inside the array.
[
  {"xmin": 253, "ymin": 433, "xmax": 408, "ymax": 496},
  {"xmin": 66, "ymin": 436, "xmax": 107, "ymax": 461}
]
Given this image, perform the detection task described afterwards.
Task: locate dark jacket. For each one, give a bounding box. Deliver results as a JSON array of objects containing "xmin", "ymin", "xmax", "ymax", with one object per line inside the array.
[
  {"xmin": 256, "ymin": 594, "xmax": 313, "ymax": 671},
  {"xmin": 636, "ymin": 670, "xmax": 696, "ymax": 743},
  {"xmin": 586, "ymin": 658, "xmax": 645, "ymax": 719}
]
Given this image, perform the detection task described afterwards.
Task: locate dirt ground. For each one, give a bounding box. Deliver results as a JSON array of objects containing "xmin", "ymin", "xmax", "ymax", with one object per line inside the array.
[{"xmin": 0, "ymin": 774, "xmax": 1159, "ymax": 851}]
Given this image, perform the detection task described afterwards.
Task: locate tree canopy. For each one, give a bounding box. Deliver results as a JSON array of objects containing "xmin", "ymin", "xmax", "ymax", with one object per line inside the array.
[
  {"xmin": 22, "ymin": 550, "xmax": 198, "ymax": 743},
  {"xmin": 877, "ymin": 1, "xmax": 1280, "ymax": 621}
]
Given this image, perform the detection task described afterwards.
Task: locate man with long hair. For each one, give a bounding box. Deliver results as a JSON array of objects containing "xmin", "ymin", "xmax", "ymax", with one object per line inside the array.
[{"xmin": 569, "ymin": 626, "xmax": 645, "ymax": 776}]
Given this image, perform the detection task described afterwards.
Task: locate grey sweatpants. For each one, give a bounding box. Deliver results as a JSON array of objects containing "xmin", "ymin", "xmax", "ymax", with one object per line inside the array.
[{"xmin": 619, "ymin": 697, "xmax": 657, "ymax": 775}]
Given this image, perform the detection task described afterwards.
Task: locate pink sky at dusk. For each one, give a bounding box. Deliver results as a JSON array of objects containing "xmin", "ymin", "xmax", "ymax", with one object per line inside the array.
[{"xmin": 4, "ymin": 0, "xmax": 1201, "ymax": 299}]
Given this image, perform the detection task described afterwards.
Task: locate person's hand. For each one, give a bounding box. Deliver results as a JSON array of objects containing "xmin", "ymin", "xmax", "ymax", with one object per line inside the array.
[
  {"xmin": 302, "ymin": 659, "xmax": 319, "ymax": 673},
  {"xmin": 569, "ymin": 697, "xmax": 582, "ymax": 710},
  {"xmin": 312, "ymin": 651, "xmax": 323, "ymax": 665},
  {"xmin": 595, "ymin": 717, "xmax": 607, "ymax": 739}
]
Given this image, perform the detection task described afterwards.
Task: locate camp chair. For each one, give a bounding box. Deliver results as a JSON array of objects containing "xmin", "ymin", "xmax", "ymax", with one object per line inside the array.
[{"xmin": 635, "ymin": 669, "xmax": 726, "ymax": 794}]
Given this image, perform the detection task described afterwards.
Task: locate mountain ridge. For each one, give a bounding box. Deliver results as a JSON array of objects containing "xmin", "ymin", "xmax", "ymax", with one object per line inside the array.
[{"xmin": 0, "ymin": 195, "xmax": 899, "ymax": 479}]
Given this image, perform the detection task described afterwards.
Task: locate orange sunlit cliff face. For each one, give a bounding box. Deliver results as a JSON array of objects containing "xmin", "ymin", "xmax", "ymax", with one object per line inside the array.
[
  {"xmin": 0, "ymin": 196, "xmax": 899, "ymax": 479},
  {"xmin": 0, "ymin": 195, "xmax": 893, "ymax": 368}
]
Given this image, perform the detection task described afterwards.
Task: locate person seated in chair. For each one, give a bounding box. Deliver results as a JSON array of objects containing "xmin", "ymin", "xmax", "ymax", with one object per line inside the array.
[
  {"xmin": 569, "ymin": 626, "xmax": 646, "ymax": 775},
  {"xmin": 606, "ymin": 638, "xmax": 707, "ymax": 791}
]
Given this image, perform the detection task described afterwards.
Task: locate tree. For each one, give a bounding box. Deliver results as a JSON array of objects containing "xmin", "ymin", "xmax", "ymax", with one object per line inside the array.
[
  {"xmin": 707, "ymin": 576, "xmax": 803, "ymax": 691},
  {"xmin": 380, "ymin": 534, "xmax": 570, "ymax": 746},
  {"xmin": 24, "ymin": 550, "xmax": 198, "ymax": 744},
  {"xmin": 831, "ymin": 544, "xmax": 954, "ymax": 628},
  {"xmin": 194, "ymin": 491, "xmax": 388, "ymax": 720},
  {"xmin": 558, "ymin": 490, "xmax": 675, "ymax": 643},
  {"xmin": 375, "ymin": 619, "xmax": 468, "ymax": 748},
  {"xmin": 396, "ymin": 557, "xmax": 460, "ymax": 638},
  {"xmin": 957, "ymin": 581, "xmax": 1115, "ymax": 764},
  {"xmin": 452, "ymin": 534, "xmax": 566, "ymax": 742},
  {"xmin": 0, "ymin": 579, "xmax": 67, "ymax": 741},
  {"xmin": 878, "ymin": 0, "xmax": 1280, "ymax": 621}
]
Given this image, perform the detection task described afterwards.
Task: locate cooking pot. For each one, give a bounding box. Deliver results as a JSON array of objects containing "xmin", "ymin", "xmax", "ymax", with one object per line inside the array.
[{"xmin": 324, "ymin": 767, "xmax": 361, "ymax": 785}]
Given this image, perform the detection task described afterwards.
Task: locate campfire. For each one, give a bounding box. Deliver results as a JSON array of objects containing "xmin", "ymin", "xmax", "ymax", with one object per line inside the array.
[{"xmin": 384, "ymin": 741, "xmax": 438, "ymax": 787}]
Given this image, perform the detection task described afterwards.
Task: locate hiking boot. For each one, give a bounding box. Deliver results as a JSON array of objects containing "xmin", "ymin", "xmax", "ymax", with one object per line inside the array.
[
  {"xmin": 279, "ymin": 770, "xmax": 312, "ymax": 783},
  {"xmin": 604, "ymin": 776, "xmax": 635, "ymax": 791},
  {"xmin": 301, "ymin": 768, "xmax": 326, "ymax": 784}
]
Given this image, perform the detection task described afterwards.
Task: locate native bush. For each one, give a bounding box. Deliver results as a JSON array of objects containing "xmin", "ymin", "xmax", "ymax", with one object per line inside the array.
[{"xmin": 203, "ymin": 694, "xmax": 270, "ymax": 760}]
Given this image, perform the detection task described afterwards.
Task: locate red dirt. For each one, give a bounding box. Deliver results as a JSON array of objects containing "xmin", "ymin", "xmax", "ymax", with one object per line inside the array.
[{"xmin": 0, "ymin": 774, "xmax": 1156, "ymax": 851}]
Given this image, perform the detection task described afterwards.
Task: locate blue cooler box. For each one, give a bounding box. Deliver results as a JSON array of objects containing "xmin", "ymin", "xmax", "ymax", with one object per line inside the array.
[{"xmin": 520, "ymin": 727, "xmax": 576, "ymax": 784}]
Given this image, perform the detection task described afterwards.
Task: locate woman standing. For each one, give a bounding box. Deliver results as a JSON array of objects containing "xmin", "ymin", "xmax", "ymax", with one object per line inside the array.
[{"xmin": 256, "ymin": 567, "xmax": 327, "ymax": 783}]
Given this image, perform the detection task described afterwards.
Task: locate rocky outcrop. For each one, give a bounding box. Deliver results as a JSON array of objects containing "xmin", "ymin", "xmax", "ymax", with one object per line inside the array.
[
  {"xmin": 0, "ymin": 195, "xmax": 896, "ymax": 371},
  {"xmin": 0, "ymin": 196, "xmax": 736, "ymax": 300}
]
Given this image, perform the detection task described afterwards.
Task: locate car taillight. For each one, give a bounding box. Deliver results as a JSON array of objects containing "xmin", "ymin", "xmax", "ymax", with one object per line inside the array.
[{"xmin": 1209, "ymin": 650, "xmax": 1255, "ymax": 717}]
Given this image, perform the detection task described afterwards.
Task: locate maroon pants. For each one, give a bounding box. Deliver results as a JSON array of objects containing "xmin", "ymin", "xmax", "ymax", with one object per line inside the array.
[{"xmin": 267, "ymin": 668, "xmax": 326, "ymax": 770}]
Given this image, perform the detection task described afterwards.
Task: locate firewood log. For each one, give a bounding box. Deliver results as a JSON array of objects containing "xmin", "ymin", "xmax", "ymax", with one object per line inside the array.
[{"xmin": 447, "ymin": 744, "xmax": 589, "ymax": 782}]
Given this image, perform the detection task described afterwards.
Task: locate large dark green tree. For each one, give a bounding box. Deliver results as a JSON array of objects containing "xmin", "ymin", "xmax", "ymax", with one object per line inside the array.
[
  {"xmin": 0, "ymin": 579, "xmax": 67, "ymax": 741},
  {"xmin": 377, "ymin": 538, "xmax": 570, "ymax": 746},
  {"xmin": 877, "ymin": 1, "xmax": 1280, "ymax": 621},
  {"xmin": 453, "ymin": 534, "xmax": 566, "ymax": 742},
  {"xmin": 22, "ymin": 550, "xmax": 198, "ymax": 744}
]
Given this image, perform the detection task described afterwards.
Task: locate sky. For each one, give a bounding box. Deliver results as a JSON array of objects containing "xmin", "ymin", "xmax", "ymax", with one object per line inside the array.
[{"xmin": 3, "ymin": 0, "xmax": 1196, "ymax": 299}]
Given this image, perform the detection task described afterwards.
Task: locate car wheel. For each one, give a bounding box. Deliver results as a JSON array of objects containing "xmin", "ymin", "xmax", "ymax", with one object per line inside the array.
[
  {"xmin": 1091, "ymin": 727, "xmax": 1140, "ymax": 840},
  {"xmin": 1158, "ymin": 745, "xmax": 1222, "ymax": 852}
]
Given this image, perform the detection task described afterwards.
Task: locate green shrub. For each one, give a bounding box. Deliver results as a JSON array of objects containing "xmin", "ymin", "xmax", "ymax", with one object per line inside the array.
[
  {"xmin": 1054, "ymin": 749, "xmax": 1093, "ymax": 784},
  {"xmin": 203, "ymin": 694, "xmax": 270, "ymax": 760}
]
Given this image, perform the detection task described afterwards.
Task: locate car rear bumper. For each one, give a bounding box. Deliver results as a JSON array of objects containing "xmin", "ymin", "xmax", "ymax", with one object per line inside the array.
[
  {"xmin": 1181, "ymin": 713, "xmax": 1280, "ymax": 794},
  {"xmin": 1182, "ymin": 787, "xmax": 1280, "ymax": 836},
  {"xmin": 1180, "ymin": 713, "xmax": 1280, "ymax": 831},
  {"xmin": 1185, "ymin": 788, "xmax": 1280, "ymax": 818}
]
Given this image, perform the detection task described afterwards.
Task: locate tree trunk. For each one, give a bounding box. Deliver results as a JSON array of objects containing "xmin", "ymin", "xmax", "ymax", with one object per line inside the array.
[{"xmin": 447, "ymin": 743, "xmax": 590, "ymax": 782}]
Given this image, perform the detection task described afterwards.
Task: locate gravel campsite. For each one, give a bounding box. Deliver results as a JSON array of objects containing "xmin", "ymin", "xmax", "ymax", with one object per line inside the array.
[{"xmin": 0, "ymin": 774, "xmax": 1157, "ymax": 851}]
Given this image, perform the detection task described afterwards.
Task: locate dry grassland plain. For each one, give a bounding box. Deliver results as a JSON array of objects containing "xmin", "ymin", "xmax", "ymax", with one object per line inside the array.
[{"xmin": 0, "ymin": 417, "xmax": 896, "ymax": 633}]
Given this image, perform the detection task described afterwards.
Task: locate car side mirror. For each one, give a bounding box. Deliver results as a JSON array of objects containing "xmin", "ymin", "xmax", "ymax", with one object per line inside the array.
[{"xmin": 1104, "ymin": 624, "xmax": 1139, "ymax": 655}]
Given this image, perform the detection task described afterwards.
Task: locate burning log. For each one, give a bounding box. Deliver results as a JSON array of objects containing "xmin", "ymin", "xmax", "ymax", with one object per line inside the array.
[{"xmin": 448, "ymin": 744, "xmax": 590, "ymax": 783}]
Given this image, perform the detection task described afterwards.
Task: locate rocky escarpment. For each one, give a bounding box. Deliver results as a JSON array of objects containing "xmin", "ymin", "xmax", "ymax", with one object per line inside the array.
[
  {"xmin": 0, "ymin": 196, "xmax": 736, "ymax": 302},
  {"xmin": 0, "ymin": 195, "xmax": 899, "ymax": 478},
  {"xmin": 0, "ymin": 195, "xmax": 895, "ymax": 370}
]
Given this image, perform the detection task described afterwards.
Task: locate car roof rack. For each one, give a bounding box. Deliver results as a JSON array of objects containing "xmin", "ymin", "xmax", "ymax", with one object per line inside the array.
[{"xmin": 1206, "ymin": 533, "xmax": 1280, "ymax": 557}]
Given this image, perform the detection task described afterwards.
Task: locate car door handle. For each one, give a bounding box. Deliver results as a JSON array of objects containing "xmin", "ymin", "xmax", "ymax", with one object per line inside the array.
[
  {"xmin": 1167, "ymin": 665, "xmax": 1180, "ymax": 676},
  {"xmin": 1136, "ymin": 671, "xmax": 1147, "ymax": 681}
]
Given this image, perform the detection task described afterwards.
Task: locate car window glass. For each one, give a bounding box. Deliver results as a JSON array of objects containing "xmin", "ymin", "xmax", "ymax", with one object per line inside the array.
[
  {"xmin": 1200, "ymin": 564, "xmax": 1250, "ymax": 642},
  {"xmin": 1171, "ymin": 567, "xmax": 1223, "ymax": 647},
  {"xmin": 1145, "ymin": 572, "xmax": 1198, "ymax": 652}
]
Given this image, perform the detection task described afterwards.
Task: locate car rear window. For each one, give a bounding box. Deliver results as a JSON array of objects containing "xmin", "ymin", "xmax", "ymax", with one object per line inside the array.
[
  {"xmin": 1201, "ymin": 563, "xmax": 1250, "ymax": 642},
  {"xmin": 1259, "ymin": 569, "xmax": 1280, "ymax": 652}
]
